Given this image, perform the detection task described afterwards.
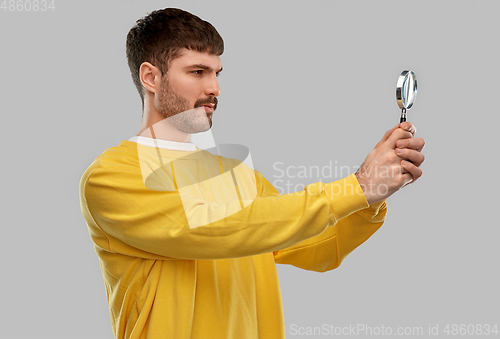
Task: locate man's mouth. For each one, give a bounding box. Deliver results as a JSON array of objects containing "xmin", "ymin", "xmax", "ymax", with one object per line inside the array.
[{"xmin": 201, "ymin": 104, "xmax": 215, "ymax": 113}]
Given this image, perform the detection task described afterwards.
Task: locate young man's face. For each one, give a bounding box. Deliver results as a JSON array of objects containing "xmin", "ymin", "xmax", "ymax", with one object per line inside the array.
[{"xmin": 156, "ymin": 49, "xmax": 222, "ymax": 133}]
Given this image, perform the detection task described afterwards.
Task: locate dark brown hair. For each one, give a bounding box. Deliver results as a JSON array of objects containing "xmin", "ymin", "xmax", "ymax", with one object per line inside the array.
[{"xmin": 126, "ymin": 8, "xmax": 224, "ymax": 106}]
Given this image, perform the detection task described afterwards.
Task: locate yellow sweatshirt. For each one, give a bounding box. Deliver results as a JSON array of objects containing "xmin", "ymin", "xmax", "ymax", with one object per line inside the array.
[{"xmin": 79, "ymin": 140, "xmax": 387, "ymax": 339}]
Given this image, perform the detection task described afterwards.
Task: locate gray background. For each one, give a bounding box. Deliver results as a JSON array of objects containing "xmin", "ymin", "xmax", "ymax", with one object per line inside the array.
[{"xmin": 1, "ymin": 0, "xmax": 498, "ymax": 338}]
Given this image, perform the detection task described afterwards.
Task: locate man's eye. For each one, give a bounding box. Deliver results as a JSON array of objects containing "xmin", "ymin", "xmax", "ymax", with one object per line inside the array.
[{"xmin": 192, "ymin": 70, "xmax": 203, "ymax": 75}]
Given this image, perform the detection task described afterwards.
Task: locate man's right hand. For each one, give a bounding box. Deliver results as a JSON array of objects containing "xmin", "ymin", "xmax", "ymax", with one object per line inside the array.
[{"xmin": 355, "ymin": 122, "xmax": 425, "ymax": 205}]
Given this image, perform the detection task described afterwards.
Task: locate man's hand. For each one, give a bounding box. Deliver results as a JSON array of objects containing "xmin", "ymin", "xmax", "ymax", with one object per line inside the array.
[{"xmin": 355, "ymin": 121, "xmax": 425, "ymax": 205}]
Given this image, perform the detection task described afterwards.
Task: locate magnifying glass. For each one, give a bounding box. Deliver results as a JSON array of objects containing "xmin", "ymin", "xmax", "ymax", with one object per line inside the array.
[{"xmin": 396, "ymin": 70, "xmax": 417, "ymax": 123}]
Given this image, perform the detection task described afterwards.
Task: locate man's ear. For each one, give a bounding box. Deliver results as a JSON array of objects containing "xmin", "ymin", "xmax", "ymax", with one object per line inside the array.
[{"xmin": 140, "ymin": 62, "xmax": 161, "ymax": 94}]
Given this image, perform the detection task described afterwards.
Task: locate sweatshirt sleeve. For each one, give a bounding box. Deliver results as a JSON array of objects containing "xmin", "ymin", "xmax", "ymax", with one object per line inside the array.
[
  {"xmin": 80, "ymin": 160, "xmax": 374, "ymax": 261},
  {"xmin": 269, "ymin": 172, "xmax": 387, "ymax": 272}
]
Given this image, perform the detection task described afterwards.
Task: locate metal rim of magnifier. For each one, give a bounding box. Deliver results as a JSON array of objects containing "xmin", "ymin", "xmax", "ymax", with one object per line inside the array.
[{"xmin": 396, "ymin": 70, "xmax": 417, "ymax": 110}]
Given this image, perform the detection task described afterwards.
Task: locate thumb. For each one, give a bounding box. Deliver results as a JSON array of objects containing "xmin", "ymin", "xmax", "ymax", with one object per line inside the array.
[{"xmin": 399, "ymin": 121, "xmax": 416, "ymax": 135}]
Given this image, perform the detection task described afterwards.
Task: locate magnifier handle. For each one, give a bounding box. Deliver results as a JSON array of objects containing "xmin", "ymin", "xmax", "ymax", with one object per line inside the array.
[{"xmin": 400, "ymin": 109, "xmax": 407, "ymax": 123}]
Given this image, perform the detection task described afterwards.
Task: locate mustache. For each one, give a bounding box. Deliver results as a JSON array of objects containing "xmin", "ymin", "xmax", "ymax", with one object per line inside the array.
[{"xmin": 195, "ymin": 97, "xmax": 218, "ymax": 111}]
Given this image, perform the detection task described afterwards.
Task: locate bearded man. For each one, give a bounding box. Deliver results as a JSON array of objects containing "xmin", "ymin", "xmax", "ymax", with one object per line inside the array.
[{"xmin": 79, "ymin": 8, "xmax": 425, "ymax": 339}]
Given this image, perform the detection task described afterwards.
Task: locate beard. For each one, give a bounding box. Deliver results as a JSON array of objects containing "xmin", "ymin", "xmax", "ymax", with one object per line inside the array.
[{"xmin": 157, "ymin": 77, "xmax": 218, "ymax": 134}]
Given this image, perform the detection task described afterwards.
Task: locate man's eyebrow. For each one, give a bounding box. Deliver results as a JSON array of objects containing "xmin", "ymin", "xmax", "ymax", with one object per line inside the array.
[{"xmin": 186, "ymin": 64, "xmax": 223, "ymax": 73}]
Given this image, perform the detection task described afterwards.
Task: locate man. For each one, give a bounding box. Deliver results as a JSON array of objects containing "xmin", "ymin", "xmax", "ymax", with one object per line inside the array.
[{"xmin": 79, "ymin": 8, "xmax": 425, "ymax": 339}]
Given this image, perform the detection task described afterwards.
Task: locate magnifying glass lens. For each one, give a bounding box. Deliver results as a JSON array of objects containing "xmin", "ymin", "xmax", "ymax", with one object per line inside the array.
[{"xmin": 402, "ymin": 75, "xmax": 415, "ymax": 107}]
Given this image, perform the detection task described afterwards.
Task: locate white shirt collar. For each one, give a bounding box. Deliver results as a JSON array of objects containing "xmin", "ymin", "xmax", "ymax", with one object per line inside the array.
[{"xmin": 128, "ymin": 136, "xmax": 197, "ymax": 151}]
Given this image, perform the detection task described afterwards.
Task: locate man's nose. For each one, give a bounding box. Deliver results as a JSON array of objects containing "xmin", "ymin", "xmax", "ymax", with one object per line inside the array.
[{"xmin": 205, "ymin": 74, "xmax": 220, "ymax": 97}]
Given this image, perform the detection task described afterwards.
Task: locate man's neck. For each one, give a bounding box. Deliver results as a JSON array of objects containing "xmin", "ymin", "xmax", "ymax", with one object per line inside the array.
[{"xmin": 136, "ymin": 115, "xmax": 191, "ymax": 143}]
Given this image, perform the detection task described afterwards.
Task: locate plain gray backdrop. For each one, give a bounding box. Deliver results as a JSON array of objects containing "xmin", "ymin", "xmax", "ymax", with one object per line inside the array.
[{"xmin": 1, "ymin": 0, "xmax": 498, "ymax": 338}]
